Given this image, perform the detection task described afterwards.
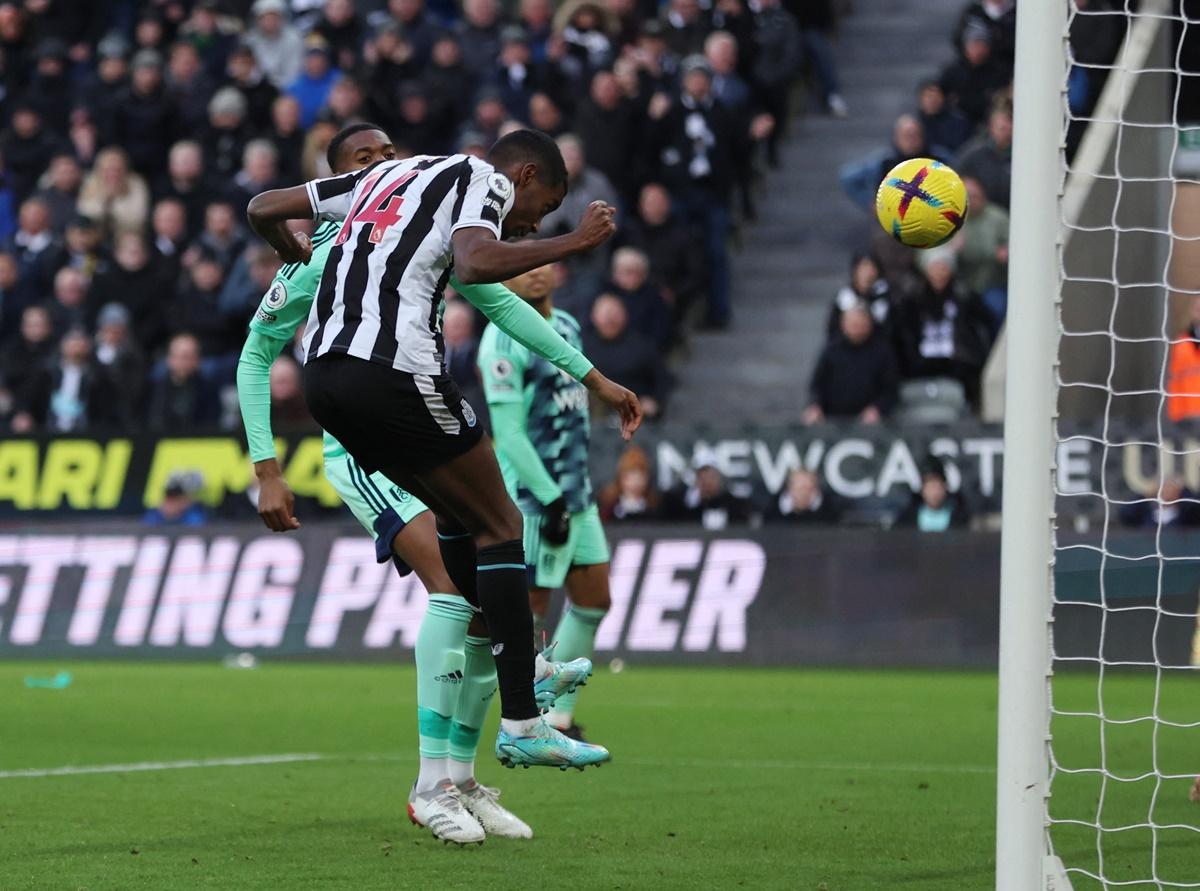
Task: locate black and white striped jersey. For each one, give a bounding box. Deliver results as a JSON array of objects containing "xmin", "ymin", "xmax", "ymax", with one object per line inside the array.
[{"xmin": 299, "ymin": 153, "xmax": 515, "ymax": 374}]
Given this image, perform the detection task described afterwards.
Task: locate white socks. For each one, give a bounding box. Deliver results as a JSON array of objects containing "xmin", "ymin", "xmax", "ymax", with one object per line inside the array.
[
  {"xmin": 500, "ymin": 716, "xmax": 542, "ymax": 737},
  {"xmin": 415, "ymin": 756, "xmax": 449, "ymax": 793},
  {"xmin": 448, "ymin": 758, "xmax": 475, "ymax": 787},
  {"xmin": 547, "ymin": 707, "xmax": 572, "ymax": 730}
]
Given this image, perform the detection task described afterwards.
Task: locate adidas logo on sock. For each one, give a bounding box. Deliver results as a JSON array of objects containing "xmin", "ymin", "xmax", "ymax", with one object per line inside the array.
[{"xmin": 434, "ymin": 670, "xmax": 464, "ymax": 684}]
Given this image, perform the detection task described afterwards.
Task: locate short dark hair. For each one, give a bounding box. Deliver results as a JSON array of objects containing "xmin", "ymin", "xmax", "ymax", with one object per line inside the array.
[
  {"xmin": 486, "ymin": 129, "xmax": 567, "ymax": 187},
  {"xmin": 326, "ymin": 121, "xmax": 386, "ymax": 172}
]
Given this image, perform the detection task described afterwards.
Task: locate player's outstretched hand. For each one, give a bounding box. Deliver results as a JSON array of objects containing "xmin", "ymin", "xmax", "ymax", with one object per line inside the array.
[
  {"xmin": 258, "ymin": 472, "xmax": 301, "ymax": 532},
  {"xmin": 583, "ymin": 370, "xmax": 643, "ymax": 441},
  {"xmin": 572, "ymin": 201, "xmax": 616, "ymax": 253},
  {"xmin": 277, "ymin": 230, "xmax": 313, "ymax": 265}
]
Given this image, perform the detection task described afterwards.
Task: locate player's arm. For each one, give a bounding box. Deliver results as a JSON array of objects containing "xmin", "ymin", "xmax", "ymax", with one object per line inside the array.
[
  {"xmin": 478, "ymin": 340, "xmax": 570, "ymax": 542},
  {"xmin": 246, "ymin": 167, "xmax": 367, "ymax": 263},
  {"xmin": 246, "ymin": 186, "xmax": 317, "ymax": 264},
  {"xmin": 237, "ymin": 328, "xmax": 299, "ymax": 531},
  {"xmin": 455, "ymin": 277, "xmax": 643, "ymax": 440},
  {"xmin": 451, "ymin": 202, "xmax": 612, "ymax": 284}
]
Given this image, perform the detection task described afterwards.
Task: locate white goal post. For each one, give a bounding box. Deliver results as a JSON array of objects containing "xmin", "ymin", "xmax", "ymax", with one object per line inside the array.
[
  {"xmin": 997, "ymin": 2, "xmax": 1193, "ymax": 889},
  {"xmin": 994, "ymin": 0, "xmax": 1063, "ymax": 885}
]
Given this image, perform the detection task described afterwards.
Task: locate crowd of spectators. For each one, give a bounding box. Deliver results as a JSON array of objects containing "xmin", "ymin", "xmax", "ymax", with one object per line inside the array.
[
  {"xmin": 596, "ymin": 444, "xmax": 970, "ymax": 532},
  {"xmin": 0, "ymin": 0, "xmax": 823, "ymax": 434}
]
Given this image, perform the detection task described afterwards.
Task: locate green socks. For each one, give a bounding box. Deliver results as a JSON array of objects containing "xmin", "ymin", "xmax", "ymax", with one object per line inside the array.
[
  {"xmin": 547, "ymin": 605, "xmax": 607, "ymax": 728},
  {"xmin": 448, "ymin": 634, "xmax": 498, "ymax": 786},
  {"xmin": 415, "ymin": 594, "xmax": 474, "ymax": 790}
]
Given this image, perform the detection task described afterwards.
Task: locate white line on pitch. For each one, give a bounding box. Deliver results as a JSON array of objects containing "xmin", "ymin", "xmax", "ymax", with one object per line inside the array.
[
  {"xmin": 342, "ymin": 752, "xmax": 995, "ymax": 775},
  {"xmin": 0, "ymin": 753, "xmax": 324, "ymax": 779}
]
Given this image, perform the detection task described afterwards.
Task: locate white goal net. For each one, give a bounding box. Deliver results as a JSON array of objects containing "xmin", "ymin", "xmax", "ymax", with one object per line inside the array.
[{"xmin": 1040, "ymin": 1, "xmax": 1200, "ymax": 888}]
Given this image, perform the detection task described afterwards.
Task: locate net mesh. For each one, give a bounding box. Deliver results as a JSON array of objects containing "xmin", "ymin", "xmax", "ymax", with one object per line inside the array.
[{"xmin": 1051, "ymin": 1, "xmax": 1200, "ymax": 887}]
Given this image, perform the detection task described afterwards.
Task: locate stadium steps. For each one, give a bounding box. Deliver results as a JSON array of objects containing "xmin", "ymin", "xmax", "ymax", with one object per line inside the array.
[{"xmin": 667, "ymin": 0, "xmax": 964, "ymax": 423}]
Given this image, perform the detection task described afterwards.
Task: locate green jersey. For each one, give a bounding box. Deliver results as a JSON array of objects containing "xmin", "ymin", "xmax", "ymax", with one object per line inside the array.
[
  {"xmin": 249, "ymin": 220, "xmax": 339, "ymax": 340},
  {"xmin": 479, "ymin": 308, "xmax": 593, "ymax": 514},
  {"xmin": 245, "ymin": 220, "xmax": 348, "ymax": 460}
]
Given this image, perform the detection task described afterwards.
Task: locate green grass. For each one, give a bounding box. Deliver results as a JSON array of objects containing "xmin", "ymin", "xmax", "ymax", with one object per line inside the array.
[{"xmin": 1, "ymin": 663, "xmax": 1198, "ymax": 890}]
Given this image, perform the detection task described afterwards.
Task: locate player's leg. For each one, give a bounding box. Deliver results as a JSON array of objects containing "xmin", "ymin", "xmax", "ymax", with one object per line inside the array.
[
  {"xmin": 410, "ymin": 440, "xmax": 610, "ymax": 769},
  {"xmin": 546, "ymin": 505, "xmax": 612, "ymax": 736},
  {"xmin": 323, "ymin": 452, "xmax": 484, "ymax": 843},
  {"xmin": 524, "ymin": 508, "xmax": 594, "ymax": 711}
]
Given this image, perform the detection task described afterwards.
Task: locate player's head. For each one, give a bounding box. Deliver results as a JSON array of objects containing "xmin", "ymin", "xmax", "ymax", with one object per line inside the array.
[
  {"xmin": 503, "ymin": 263, "xmax": 556, "ymax": 303},
  {"xmin": 326, "ymin": 122, "xmax": 395, "ymax": 175},
  {"xmin": 485, "ymin": 129, "xmax": 568, "ymax": 239}
]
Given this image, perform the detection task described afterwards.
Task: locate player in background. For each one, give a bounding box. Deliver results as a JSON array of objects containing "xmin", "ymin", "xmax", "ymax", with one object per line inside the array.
[
  {"xmin": 478, "ymin": 264, "xmax": 612, "ymax": 740},
  {"xmin": 238, "ymin": 124, "xmax": 587, "ymax": 844},
  {"xmin": 246, "ymin": 129, "xmax": 640, "ymax": 775}
]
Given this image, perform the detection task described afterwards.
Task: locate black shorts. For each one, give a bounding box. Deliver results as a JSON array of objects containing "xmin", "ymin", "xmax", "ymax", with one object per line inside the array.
[{"xmin": 303, "ymin": 353, "xmax": 484, "ymax": 477}]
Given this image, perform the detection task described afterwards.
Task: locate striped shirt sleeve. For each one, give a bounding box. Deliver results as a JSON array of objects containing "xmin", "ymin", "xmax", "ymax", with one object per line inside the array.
[
  {"xmin": 305, "ymin": 168, "xmax": 370, "ymax": 221},
  {"xmin": 449, "ymin": 159, "xmax": 515, "ymax": 240}
]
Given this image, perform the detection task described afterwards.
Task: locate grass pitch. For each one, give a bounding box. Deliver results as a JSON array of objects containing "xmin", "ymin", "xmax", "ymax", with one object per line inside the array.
[{"xmin": 2, "ymin": 662, "xmax": 1198, "ymax": 890}]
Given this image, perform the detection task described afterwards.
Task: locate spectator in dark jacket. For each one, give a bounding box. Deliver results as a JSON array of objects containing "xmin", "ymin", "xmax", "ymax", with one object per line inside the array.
[
  {"xmin": 0, "ymin": 251, "xmax": 32, "ymax": 342},
  {"xmin": 87, "ymin": 232, "xmax": 171, "ymax": 354},
  {"xmin": 661, "ymin": 455, "xmax": 754, "ymax": 528},
  {"xmin": 44, "ymin": 266, "xmax": 89, "ymax": 334},
  {"xmin": 571, "ymin": 69, "xmax": 637, "ymax": 198},
  {"xmin": 25, "ymin": 39, "xmax": 75, "ymax": 136},
  {"xmin": 1, "ymin": 105, "xmax": 64, "ymax": 203},
  {"xmin": 145, "ymin": 333, "xmax": 221, "ymax": 429},
  {"xmin": 456, "ymin": 0, "xmax": 503, "ymax": 78},
  {"xmin": 916, "ymin": 79, "xmax": 973, "ymax": 155},
  {"xmin": 111, "ymin": 50, "xmax": 177, "ymax": 181},
  {"xmin": 32, "ymin": 154, "xmax": 82, "ymax": 235},
  {"xmin": 93, "ymin": 302, "xmax": 145, "ymax": 424},
  {"xmin": 766, "ymin": 468, "xmax": 841, "ymax": 525},
  {"xmin": 939, "ymin": 22, "xmax": 1010, "ymax": 127},
  {"xmin": 2, "ymin": 305, "xmax": 56, "ymax": 406},
  {"xmin": 311, "ymin": 0, "xmax": 367, "ymax": 73},
  {"xmin": 752, "ymin": 0, "xmax": 802, "ymax": 166},
  {"xmin": 155, "ymin": 141, "xmax": 216, "ymax": 240},
  {"xmin": 608, "ymin": 246, "xmax": 675, "ymax": 350},
  {"xmin": 804, "ymin": 304, "xmax": 899, "ymax": 425},
  {"xmin": 1119, "ymin": 476, "xmax": 1200, "ymax": 529},
  {"xmin": 166, "ymin": 41, "xmax": 217, "ymax": 137},
  {"xmin": 143, "ymin": 470, "xmax": 208, "ymax": 526},
  {"xmin": 895, "ymin": 248, "xmax": 993, "ymax": 406},
  {"xmin": 12, "ymin": 328, "xmax": 118, "ymax": 432},
  {"xmin": 952, "ymin": 0, "xmax": 1016, "ymax": 72},
  {"xmin": 169, "ymin": 252, "xmax": 241, "ymax": 358},
  {"xmin": 897, "ymin": 458, "xmax": 971, "ymax": 531},
  {"xmin": 203, "ymin": 87, "xmax": 252, "ymax": 180},
  {"xmin": 583, "ymin": 294, "xmax": 672, "ymax": 420},
  {"xmin": 6, "ymin": 197, "xmax": 67, "ymax": 297},
  {"xmin": 222, "ymin": 43, "xmax": 280, "ymax": 134},
  {"xmin": 650, "ymin": 55, "xmax": 739, "ymax": 327},
  {"xmin": 618, "ymin": 182, "xmax": 707, "ymax": 324},
  {"xmin": 955, "ymin": 98, "xmax": 1013, "ymax": 209}
]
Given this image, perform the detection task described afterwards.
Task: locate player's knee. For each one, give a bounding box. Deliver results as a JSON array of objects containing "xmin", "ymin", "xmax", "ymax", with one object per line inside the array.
[{"xmin": 474, "ymin": 501, "xmax": 523, "ymax": 547}]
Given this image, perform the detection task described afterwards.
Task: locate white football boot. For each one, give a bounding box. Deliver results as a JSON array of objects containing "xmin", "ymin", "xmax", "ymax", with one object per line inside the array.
[
  {"xmin": 407, "ymin": 780, "xmax": 486, "ymax": 845},
  {"xmin": 458, "ymin": 781, "xmax": 534, "ymax": 839}
]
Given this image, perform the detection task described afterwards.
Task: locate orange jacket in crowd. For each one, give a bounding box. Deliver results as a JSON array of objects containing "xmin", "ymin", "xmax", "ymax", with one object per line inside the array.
[{"xmin": 1167, "ymin": 334, "xmax": 1200, "ymax": 421}]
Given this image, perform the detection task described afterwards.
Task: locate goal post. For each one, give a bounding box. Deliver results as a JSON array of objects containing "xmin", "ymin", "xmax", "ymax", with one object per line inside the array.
[
  {"xmin": 997, "ymin": 2, "xmax": 1192, "ymax": 888},
  {"xmin": 995, "ymin": 1, "xmax": 1066, "ymax": 888}
]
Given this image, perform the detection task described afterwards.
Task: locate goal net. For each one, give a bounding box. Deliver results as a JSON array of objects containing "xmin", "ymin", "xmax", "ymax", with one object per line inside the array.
[{"xmin": 1002, "ymin": 1, "xmax": 1200, "ymax": 888}]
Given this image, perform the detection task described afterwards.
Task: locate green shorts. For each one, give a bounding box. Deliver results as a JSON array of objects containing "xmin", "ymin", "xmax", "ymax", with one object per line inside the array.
[
  {"xmin": 523, "ymin": 503, "xmax": 611, "ymax": 590},
  {"xmin": 323, "ymin": 442, "xmax": 429, "ymax": 573}
]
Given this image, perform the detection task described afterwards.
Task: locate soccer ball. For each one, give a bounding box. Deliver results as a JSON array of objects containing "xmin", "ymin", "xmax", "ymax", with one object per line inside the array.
[{"xmin": 875, "ymin": 158, "xmax": 969, "ymax": 249}]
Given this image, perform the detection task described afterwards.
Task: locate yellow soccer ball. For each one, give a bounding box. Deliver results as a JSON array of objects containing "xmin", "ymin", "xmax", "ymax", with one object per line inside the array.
[{"xmin": 875, "ymin": 158, "xmax": 969, "ymax": 249}]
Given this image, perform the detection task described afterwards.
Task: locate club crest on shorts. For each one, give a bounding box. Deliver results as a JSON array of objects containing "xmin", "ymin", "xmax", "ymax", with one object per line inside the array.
[
  {"xmin": 487, "ymin": 172, "xmax": 513, "ymax": 200},
  {"xmin": 462, "ymin": 400, "xmax": 477, "ymax": 427},
  {"xmin": 265, "ymin": 281, "xmax": 288, "ymax": 309}
]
